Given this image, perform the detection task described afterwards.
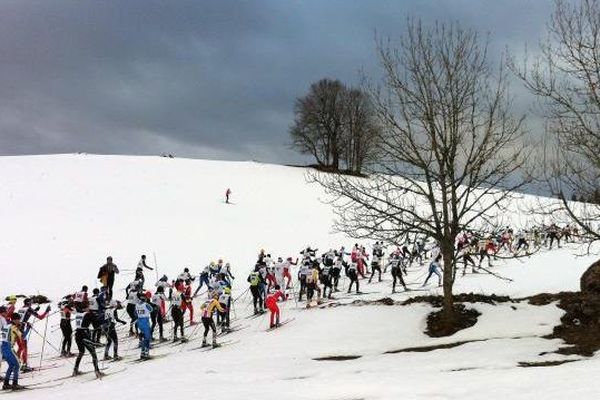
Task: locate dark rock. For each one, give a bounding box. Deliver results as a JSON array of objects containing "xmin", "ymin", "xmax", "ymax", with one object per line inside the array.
[{"xmin": 580, "ymin": 259, "xmax": 600, "ymax": 295}]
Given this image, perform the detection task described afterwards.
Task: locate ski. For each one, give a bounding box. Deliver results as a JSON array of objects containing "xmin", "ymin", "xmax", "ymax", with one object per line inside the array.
[
  {"xmin": 187, "ymin": 339, "xmax": 238, "ymax": 352},
  {"xmin": 20, "ymin": 363, "xmax": 61, "ymax": 373},
  {"xmin": 52, "ymin": 366, "xmax": 111, "ymax": 382},
  {"xmin": 245, "ymin": 311, "xmax": 267, "ymax": 320},
  {"xmin": 127, "ymin": 353, "xmax": 168, "ymax": 364},
  {"xmin": 266, "ymin": 318, "xmax": 295, "ymax": 331},
  {"xmin": 84, "ymin": 367, "xmax": 127, "ymax": 381},
  {"xmin": 0, "ymin": 382, "xmax": 64, "ymax": 394},
  {"xmin": 216, "ymin": 324, "xmax": 247, "ymax": 337}
]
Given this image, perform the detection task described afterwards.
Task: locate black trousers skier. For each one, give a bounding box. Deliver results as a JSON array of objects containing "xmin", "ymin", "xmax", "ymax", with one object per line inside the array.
[
  {"xmin": 151, "ymin": 309, "xmax": 164, "ymax": 339},
  {"xmin": 548, "ymin": 232, "xmax": 560, "ymax": 249},
  {"xmin": 391, "ymin": 266, "xmax": 407, "ymax": 293},
  {"xmin": 515, "ymin": 238, "xmax": 529, "ymax": 252},
  {"xmin": 91, "ymin": 312, "xmax": 102, "ymax": 342},
  {"xmin": 217, "ymin": 300, "xmax": 230, "ymax": 329},
  {"xmin": 368, "ymin": 264, "xmax": 382, "ymax": 283},
  {"xmin": 250, "ymin": 286, "xmax": 263, "ymax": 313},
  {"xmin": 126, "ymin": 303, "xmax": 138, "ymax": 335},
  {"xmin": 171, "ymin": 306, "xmax": 184, "ymax": 339},
  {"xmin": 202, "ymin": 317, "xmax": 217, "ymax": 345},
  {"xmin": 331, "ymin": 268, "xmax": 341, "ymax": 291},
  {"xmin": 104, "ymin": 323, "xmax": 119, "ymax": 359},
  {"xmin": 107, "ymin": 274, "xmax": 115, "ymax": 301},
  {"xmin": 479, "ymin": 249, "xmax": 492, "ymax": 267},
  {"xmin": 60, "ymin": 319, "xmax": 72, "ymax": 355},
  {"xmin": 347, "ymin": 270, "xmax": 359, "ymax": 293},
  {"xmin": 74, "ymin": 330, "xmax": 100, "ymax": 374},
  {"xmin": 298, "ymin": 275, "xmax": 308, "ymax": 301},
  {"xmin": 320, "ymin": 275, "xmax": 333, "ymax": 299}
]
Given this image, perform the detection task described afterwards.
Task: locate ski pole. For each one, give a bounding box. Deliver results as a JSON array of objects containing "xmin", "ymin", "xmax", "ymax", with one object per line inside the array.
[
  {"xmin": 37, "ymin": 315, "xmax": 49, "ymax": 377},
  {"xmin": 153, "ymin": 252, "xmax": 159, "ymax": 282},
  {"xmin": 233, "ymin": 287, "xmax": 249, "ymax": 303},
  {"xmin": 29, "ymin": 325, "xmax": 75, "ymax": 366}
]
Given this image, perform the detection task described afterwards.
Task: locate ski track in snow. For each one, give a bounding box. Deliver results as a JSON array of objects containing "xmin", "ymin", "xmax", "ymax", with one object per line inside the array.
[{"xmin": 0, "ymin": 154, "xmax": 598, "ymax": 400}]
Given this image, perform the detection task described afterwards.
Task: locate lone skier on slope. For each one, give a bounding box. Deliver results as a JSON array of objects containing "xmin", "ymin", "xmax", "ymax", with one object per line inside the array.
[{"xmin": 225, "ymin": 188, "xmax": 232, "ymax": 204}]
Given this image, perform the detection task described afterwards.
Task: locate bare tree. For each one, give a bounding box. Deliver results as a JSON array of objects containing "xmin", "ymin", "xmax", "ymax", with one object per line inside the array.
[
  {"xmin": 290, "ymin": 79, "xmax": 345, "ymax": 170},
  {"xmin": 511, "ymin": 0, "xmax": 600, "ymax": 242},
  {"xmin": 341, "ymin": 88, "xmax": 381, "ymax": 174},
  {"xmin": 290, "ymin": 79, "xmax": 381, "ymax": 174},
  {"xmin": 310, "ymin": 21, "xmax": 528, "ymax": 325}
]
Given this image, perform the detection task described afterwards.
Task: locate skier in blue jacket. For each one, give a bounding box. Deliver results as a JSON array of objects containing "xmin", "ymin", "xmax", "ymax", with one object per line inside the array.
[{"xmin": 136, "ymin": 292, "xmax": 153, "ymax": 360}]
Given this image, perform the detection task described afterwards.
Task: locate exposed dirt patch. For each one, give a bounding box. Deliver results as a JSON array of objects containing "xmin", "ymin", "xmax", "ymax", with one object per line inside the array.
[
  {"xmin": 386, "ymin": 340, "xmax": 475, "ymax": 354},
  {"xmin": 525, "ymin": 291, "xmax": 575, "ymax": 306},
  {"xmin": 313, "ymin": 355, "xmax": 362, "ymax": 361},
  {"xmin": 541, "ymin": 292, "xmax": 600, "ymax": 356},
  {"xmin": 385, "ymin": 335, "xmax": 538, "ymax": 354},
  {"xmin": 426, "ymin": 304, "xmax": 481, "ymax": 337},
  {"xmin": 402, "ymin": 292, "xmax": 513, "ymax": 307},
  {"xmin": 518, "ymin": 359, "xmax": 579, "ymax": 368}
]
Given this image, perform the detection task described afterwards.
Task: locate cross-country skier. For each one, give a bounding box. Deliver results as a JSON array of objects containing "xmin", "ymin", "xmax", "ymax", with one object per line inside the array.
[
  {"xmin": 100, "ymin": 256, "xmax": 119, "ymax": 300},
  {"xmin": 217, "ymin": 287, "xmax": 232, "ymax": 332},
  {"xmin": 136, "ymin": 255, "xmax": 154, "ymax": 288},
  {"xmin": 320, "ymin": 262, "xmax": 334, "ymax": 299},
  {"xmin": 125, "ymin": 280, "xmax": 141, "ymax": 336},
  {"xmin": 305, "ymin": 263, "xmax": 322, "ymax": 306},
  {"xmin": 136, "ymin": 292, "xmax": 153, "ymax": 360},
  {"xmin": 368, "ymin": 252, "xmax": 382, "ymax": 283},
  {"xmin": 266, "ymin": 285, "xmax": 285, "ymax": 328},
  {"xmin": 151, "ymin": 286, "xmax": 167, "ymax": 341},
  {"xmin": 59, "ymin": 296, "xmax": 74, "ymax": 356},
  {"xmin": 171, "ymin": 287, "xmax": 186, "ymax": 342},
  {"xmin": 389, "ymin": 254, "xmax": 408, "ymax": 293},
  {"xmin": 283, "ymin": 257, "xmax": 297, "ymax": 289},
  {"xmin": 297, "ymin": 259, "xmax": 310, "ymax": 301},
  {"xmin": 72, "ymin": 303, "xmax": 103, "ymax": 378},
  {"xmin": 180, "ymin": 279, "xmax": 196, "ymax": 325},
  {"xmin": 220, "ymin": 262, "xmax": 235, "ymax": 286},
  {"xmin": 17, "ymin": 298, "xmax": 50, "ymax": 372},
  {"xmin": 178, "ymin": 267, "xmax": 194, "ymax": 282},
  {"xmin": 73, "ymin": 285, "xmax": 89, "ymax": 305},
  {"xmin": 200, "ymin": 294, "xmax": 225, "ymax": 348},
  {"xmin": 1, "ymin": 312, "xmax": 23, "ymax": 391},
  {"xmin": 0, "ymin": 306, "xmax": 7, "ymax": 378},
  {"xmin": 331, "ymin": 256, "xmax": 344, "ymax": 292},
  {"xmin": 225, "ymin": 188, "xmax": 231, "ymax": 204},
  {"xmin": 194, "ymin": 265, "xmax": 210, "ymax": 297},
  {"xmin": 346, "ymin": 261, "xmax": 360, "ymax": 294},
  {"xmin": 248, "ymin": 270, "xmax": 264, "ymax": 314},
  {"xmin": 423, "ymin": 255, "xmax": 443, "ymax": 287},
  {"xmin": 103, "ymin": 299, "xmax": 126, "ymax": 361}
]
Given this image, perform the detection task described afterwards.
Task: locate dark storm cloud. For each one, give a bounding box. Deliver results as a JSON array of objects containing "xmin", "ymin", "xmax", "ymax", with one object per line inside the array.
[{"xmin": 0, "ymin": 0, "xmax": 552, "ymax": 163}]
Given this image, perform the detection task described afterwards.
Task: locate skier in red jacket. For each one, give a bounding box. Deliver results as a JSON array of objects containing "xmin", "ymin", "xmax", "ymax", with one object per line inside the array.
[{"xmin": 266, "ymin": 286, "xmax": 285, "ymax": 328}]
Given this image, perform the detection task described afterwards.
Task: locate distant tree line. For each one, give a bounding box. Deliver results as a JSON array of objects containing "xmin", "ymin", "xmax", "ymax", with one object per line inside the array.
[{"xmin": 289, "ymin": 79, "xmax": 380, "ymax": 175}]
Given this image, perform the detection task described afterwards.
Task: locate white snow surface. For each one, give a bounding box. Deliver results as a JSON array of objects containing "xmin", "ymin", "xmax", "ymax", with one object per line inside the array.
[{"xmin": 0, "ymin": 154, "xmax": 599, "ymax": 399}]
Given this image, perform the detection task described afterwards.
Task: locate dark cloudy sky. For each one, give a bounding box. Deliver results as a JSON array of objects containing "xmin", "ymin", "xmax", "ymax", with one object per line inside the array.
[{"xmin": 0, "ymin": 0, "xmax": 552, "ymax": 164}]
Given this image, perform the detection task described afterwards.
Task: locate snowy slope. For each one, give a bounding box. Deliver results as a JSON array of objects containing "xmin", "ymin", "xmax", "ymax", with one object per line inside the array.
[{"xmin": 0, "ymin": 154, "xmax": 598, "ymax": 400}]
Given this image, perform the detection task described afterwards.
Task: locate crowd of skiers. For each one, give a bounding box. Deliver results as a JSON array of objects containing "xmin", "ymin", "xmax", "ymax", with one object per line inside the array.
[{"xmin": 0, "ymin": 223, "xmax": 579, "ymax": 390}]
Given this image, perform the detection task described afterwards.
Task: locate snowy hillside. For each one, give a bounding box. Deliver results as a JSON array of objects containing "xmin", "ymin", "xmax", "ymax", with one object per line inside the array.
[{"xmin": 1, "ymin": 154, "xmax": 599, "ymax": 400}]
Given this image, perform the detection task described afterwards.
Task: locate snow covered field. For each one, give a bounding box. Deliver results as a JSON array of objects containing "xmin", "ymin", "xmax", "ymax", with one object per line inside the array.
[{"xmin": 1, "ymin": 154, "xmax": 599, "ymax": 399}]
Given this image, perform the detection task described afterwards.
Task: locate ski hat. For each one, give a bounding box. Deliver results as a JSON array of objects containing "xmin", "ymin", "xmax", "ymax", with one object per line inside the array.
[
  {"xmin": 144, "ymin": 291, "xmax": 152, "ymax": 299},
  {"xmin": 0, "ymin": 306, "xmax": 6, "ymax": 314},
  {"xmin": 11, "ymin": 312, "xmax": 21, "ymax": 321},
  {"xmin": 160, "ymin": 275, "xmax": 168, "ymax": 281},
  {"xmin": 6, "ymin": 295, "xmax": 17, "ymax": 304}
]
